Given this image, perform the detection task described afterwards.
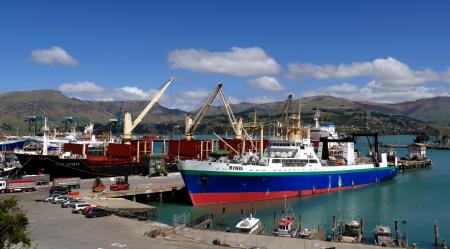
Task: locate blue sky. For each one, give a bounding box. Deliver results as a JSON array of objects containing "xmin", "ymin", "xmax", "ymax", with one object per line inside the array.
[{"xmin": 1, "ymin": 0, "xmax": 450, "ymax": 110}]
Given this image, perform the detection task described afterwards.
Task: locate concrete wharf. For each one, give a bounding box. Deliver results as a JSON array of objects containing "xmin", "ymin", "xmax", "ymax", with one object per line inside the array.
[
  {"xmin": 68, "ymin": 173, "xmax": 185, "ymax": 217},
  {"xmin": 164, "ymin": 226, "xmax": 386, "ymax": 249},
  {"xmin": 76, "ymin": 172, "xmax": 185, "ymax": 199}
]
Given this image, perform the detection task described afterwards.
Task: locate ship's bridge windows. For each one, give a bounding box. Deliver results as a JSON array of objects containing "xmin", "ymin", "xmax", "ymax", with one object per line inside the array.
[
  {"xmin": 282, "ymin": 159, "xmax": 307, "ymax": 167},
  {"xmin": 270, "ymin": 142, "xmax": 296, "ymax": 147},
  {"xmin": 271, "ymin": 159, "xmax": 281, "ymax": 163},
  {"xmin": 269, "ymin": 149, "xmax": 297, "ymax": 158},
  {"xmin": 281, "ymin": 159, "xmax": 319, "ymax": 167}
]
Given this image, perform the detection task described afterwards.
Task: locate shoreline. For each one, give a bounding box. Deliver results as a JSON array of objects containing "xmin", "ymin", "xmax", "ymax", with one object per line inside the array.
[{"xmin": 3, "ymin": 190, "xmax": 391, "ymax": 249}]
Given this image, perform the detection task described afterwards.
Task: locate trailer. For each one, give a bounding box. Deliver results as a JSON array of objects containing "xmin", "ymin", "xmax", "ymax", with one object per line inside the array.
[
  {"xmin": 22, "ymin": 174, "xmax": 50, "ymax": 185},
  {"xmin": 53, "ymin": 177, "xmax": 81, "ymax": 188},
  {"xmin": 0, "ymin": 178, "xmax": 36, "ymax": 194}
]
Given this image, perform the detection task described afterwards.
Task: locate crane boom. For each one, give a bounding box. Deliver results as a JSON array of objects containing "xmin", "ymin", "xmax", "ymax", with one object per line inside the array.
[
  {"xmin": 185, "ymin": 81, "xmax": 223, "ymax": 140},
  {"xmin": 282, "ymin": 93, "xmax": 293, "ymax": 121},
  {"xmin": 131, "ymin": 77, "xmax": 174, "ymax": 130},
  {"xmin": 123, "ymin": 77, "xmax": 174, "ymax": 140},
  {"xmin": 219, "ymin": 89, "xmax": 258, "ymax": 150},
  {"xmin": 218, "ymin": 89, "xmax": 239, "ymax": 135}
]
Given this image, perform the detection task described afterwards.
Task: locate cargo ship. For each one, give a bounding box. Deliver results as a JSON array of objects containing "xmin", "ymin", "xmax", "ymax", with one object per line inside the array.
[
  {"xmin": 14, "ymin": 77, "xmax": 175, "ymax": 179},
  {"xmin": 177, "ymin": 95, "xmax": 398, "ymax": 205},
  {"xmin": 14, "ymin": 137, "xmax": 157, "ymax": 179}
]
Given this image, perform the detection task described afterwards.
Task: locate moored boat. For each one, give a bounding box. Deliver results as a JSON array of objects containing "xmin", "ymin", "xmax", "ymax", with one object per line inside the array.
[
  {"xmin": 235, "ymin": 214, "xmax": 263, "ymax": 234},
  {"xmin": 373, "ymin": 225, "xmax": 395, "ymax": 247},
  {"xmin": 178, "ymin": 135, "xmax": 398, "ymax": 205},
  {"xmin": 177, "ymin": 94, "xmax": 398, "ymax": 206}
]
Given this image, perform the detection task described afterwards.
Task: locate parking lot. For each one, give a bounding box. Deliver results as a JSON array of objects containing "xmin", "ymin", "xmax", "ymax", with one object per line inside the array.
[{"xmin": 1, "ymin": 191, "xmax": 219, "ymax": 249}]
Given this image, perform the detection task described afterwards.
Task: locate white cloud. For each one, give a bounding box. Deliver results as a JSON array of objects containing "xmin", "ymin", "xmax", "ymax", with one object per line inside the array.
[
  {"xmin": 59, "ymin": 81, "xmax": 104, "ymax": 93},
  {"xmin": 247, "ymin": 76, "xmax": 284, "ymax": 91},
  {"xmin": 287, "ymin": 57, "xmax": 449, "ymax": 86},
  {"xmin": 243, "ymin": 95, "xmax": 279, "ymax": 104},
  {"xmin": 304, "ymin": 81, "xmax": 450, "ymax": 103},
  {"xmin": 58, "ymin": 81, "xmax": 156, "ymax": 101},
  {"xmin": 31, "ymin": 46, "xmax": 79, "ymax": 66},
  {"xmin": 168, "ymin": 47, "xmax": 281, "ymax": 77},
  {"xmin": 58, "ymin": 81, "xmax": 214, "ymax": 111},
  {"xmin": 169, "ymin": 89, "xmax": 211, "ymax": 111}
]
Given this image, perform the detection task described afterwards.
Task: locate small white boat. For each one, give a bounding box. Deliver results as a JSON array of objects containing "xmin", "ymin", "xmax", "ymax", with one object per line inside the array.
[
  {"xmin": 298, "ymin": 228, "xmax": 312, "ymax": 238},
  {"xmin": 236, "ymin": 214, "xmax": 262, "ymax": 234}
]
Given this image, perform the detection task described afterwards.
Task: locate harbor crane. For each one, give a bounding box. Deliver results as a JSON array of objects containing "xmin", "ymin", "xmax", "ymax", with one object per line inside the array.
[
  {"xmin": 184, "ymin": 82, "xmax": 259, "ymax": 153},
  {"xmin": 185, "ymin": 81, "xmax": 224, "ymax": 141},
  {"xmin": 277, "ymin": 93, "xmax": 306, "ymax": 141},
  {"xmin": 184, "ymin": 81, "xmax": 246, "ymax": 141},
  {"xmin": 122, "ymin": 77, "xmax": 174, "ymax": 140}
]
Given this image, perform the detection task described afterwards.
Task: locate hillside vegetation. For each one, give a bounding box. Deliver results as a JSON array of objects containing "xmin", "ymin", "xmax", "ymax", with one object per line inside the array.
[{"xmin": 0, "ymin": 90, "xmax": 448, "ymax": 135}]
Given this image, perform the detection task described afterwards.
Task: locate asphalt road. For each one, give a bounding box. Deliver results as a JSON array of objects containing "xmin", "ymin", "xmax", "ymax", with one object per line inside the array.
[{"xmin": 0, "ymin": 191, "xmax": 215, "ymax": 249}]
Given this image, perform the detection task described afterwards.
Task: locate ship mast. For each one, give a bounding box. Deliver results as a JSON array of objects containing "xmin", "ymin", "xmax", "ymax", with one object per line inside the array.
[
  {"xmin": 122, "ymin": 77, "xmax": 174, "ymax": 140},
  {"xmin": 314, "ymin": 106, "xmax": 320, "ymax": 129}
]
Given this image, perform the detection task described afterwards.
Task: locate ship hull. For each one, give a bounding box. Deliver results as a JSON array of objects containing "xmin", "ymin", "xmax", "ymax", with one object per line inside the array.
[
  {"xmin": 15, "ymin": 153, "xmax": 140, "ymax": 179},
  {"xmin": 179, "ymin": 166, "xmax": 398, "ymax": 205}
]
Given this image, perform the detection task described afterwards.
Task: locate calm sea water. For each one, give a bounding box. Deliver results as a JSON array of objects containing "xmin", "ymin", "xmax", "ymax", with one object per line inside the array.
[{"xmin": 150, "ymin": 136, "xmax": 449, "ymax": 248}]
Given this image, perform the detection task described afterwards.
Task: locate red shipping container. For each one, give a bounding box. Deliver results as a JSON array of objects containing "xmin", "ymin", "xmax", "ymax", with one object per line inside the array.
[
  {"xmin": 63, "ymin": 143, "xmax": 89, "ymax": 155},
  {"xmin": 107, "ymin": 143, "xmax": 133, "ymax": 158}
]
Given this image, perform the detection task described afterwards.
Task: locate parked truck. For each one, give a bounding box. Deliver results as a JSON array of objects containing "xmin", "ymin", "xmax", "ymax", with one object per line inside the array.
[
  {"xmin": 22, "ymin": 174, "xmax": 50, "ymax": 185},
  {"xmin": 0, "ymin": 178, "xmax": 37, "ymax": 194}
]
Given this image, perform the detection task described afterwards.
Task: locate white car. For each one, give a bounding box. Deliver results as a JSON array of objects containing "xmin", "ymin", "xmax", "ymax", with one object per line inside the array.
[
  {"xmin": 44, "ymin": 194, "xmax": 61, "ymax": 202},
  {"xmin": 71, "ymin": 203, "xmax": 90, "ymax": 213},
  {"xmin": 52, "ymin": 196, "xmax": 69, "ymax": 204}
]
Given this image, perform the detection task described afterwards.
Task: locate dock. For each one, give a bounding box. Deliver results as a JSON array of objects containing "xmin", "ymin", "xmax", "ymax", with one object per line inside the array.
[
  {"xmin": 163, "ymin": 226, "xmax": 385, "ymax": 249},
  {"xmin": 398, "ymin": 159, "xmax": 432, "ymax": 171},
  {"xmin": 81, "ymin": 197, "xmax": 156, "ymax": 212},
  {"xmin": 68, "ymin": 173, "xmax": 185, "ymax": 218},
  {"xmin": 76, "ymin": 172, "xmax": 185, "ymax": 199},
  {"xmin": 102, "ymin": 183, "xmax": 184, "ymax": 198}
]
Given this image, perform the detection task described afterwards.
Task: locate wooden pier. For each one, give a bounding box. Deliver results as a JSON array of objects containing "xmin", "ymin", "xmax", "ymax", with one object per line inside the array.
[
  {"xmin": 398, "ymin": 159, "xmax": 432, "ymax": 171},
  {"xmin": 102, "ymin": 183, "xmax": 184, "ymax": 198}
]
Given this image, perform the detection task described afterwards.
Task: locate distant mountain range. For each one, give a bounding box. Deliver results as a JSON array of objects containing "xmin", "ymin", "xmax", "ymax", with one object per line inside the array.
[
  {"xmin": 0, "ymin": 90, "xmax": 186, "ymax": 130},
  {"xmin": 0, "ymin": 90, "xmax": 449, "ymax": 134}
]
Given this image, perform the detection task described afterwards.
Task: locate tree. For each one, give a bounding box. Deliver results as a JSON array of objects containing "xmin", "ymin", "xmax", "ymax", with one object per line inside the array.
[
  {"xmin": 414, "ymin": 133, "xmax": 430, "ymax": 144},
  {"xmin": 0, "ymin": 197, "xmax": 31, "ymax": 249}
]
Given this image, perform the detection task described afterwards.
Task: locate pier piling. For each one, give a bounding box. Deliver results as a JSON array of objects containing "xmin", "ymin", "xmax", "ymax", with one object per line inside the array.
[
  {"xmin": 332, "ymin": 215, "xmax": 336, "ymax": 239},
  {"xmin": 395, "ymin": 221, "xmax": 400, "ymax": 246},
  {"xmin": 435, "ymin": 223, "xmax": 440, "ymax": 247},
  {"xmin": 359, "ymin": 219, "xmax": 364, "ymax": 242},
  {"xmin": 298, "ymin": 213, "xmax": 302, "ymax": 231},
  {"xmin": 273, "ymin": 212, "xmax": 276, "ymax": 232}
]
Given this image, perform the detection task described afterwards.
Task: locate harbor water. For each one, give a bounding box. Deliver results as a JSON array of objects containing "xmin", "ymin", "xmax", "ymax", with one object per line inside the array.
[{"xmin": 150, "ymin": 135, "xmax": 449, "ymax": 248}]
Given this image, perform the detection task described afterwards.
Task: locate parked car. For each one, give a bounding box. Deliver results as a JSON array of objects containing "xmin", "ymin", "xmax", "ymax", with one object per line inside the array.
[
  {"xmin": 44, "ymin": 194, "xmax": 61, "ymax": 202},
  {"xmin": 61, "ymin": 199, "xmax": 80, "ymax": 208},
  {"xmin": 85, "ymin": 208, "xmax": 110, "ymax": 218},
  {"xmin": 71, "ymin": 203, "xmax": 90, "ymax": 213},
  {"xmin": 52, "ymin": 196, "xmax": 69, "ymax": 204},
  {"xmin": 81, "ymin": 206, "xmax": 94, "ymax": 215}
]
